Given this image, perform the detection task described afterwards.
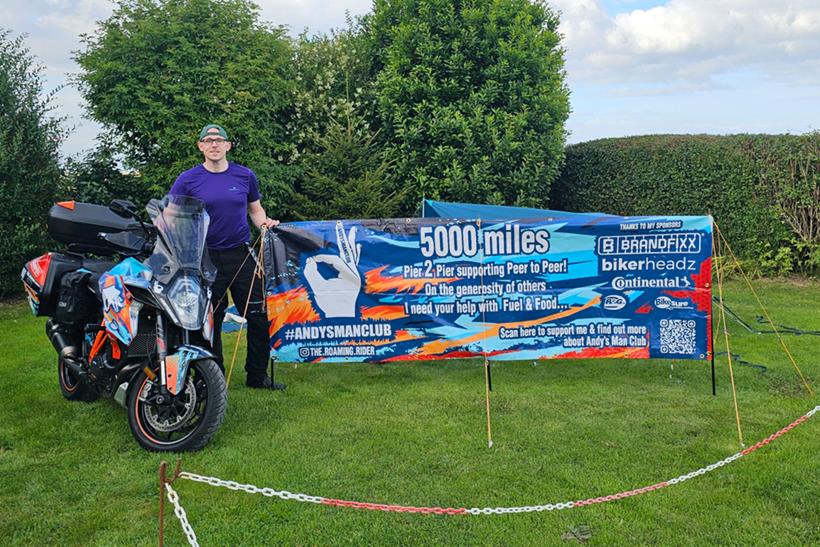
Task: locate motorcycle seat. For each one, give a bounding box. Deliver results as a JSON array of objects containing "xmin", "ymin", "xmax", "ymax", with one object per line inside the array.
[
  {"xmin": 82, "ymin": 259, "xmax": 116, "ymax": 300},
  {"xmin": 82, "ymin": 258, "xmax": 117, "ymax": 274}
]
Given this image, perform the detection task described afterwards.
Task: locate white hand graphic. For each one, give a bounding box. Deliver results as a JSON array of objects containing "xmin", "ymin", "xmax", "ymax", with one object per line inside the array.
[
  {"xmin": 304, "ymin": 221, "xmax": 362, "ymax": 318},
  {"xmin": 102, "ymin": 283, "xmax": 125, "ymax": 312}
]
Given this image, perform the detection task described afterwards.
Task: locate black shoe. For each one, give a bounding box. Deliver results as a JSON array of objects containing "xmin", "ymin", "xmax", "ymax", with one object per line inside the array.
[{"xmin": 246, "ymin": 376, "xmax": 286, "ymax": 390}]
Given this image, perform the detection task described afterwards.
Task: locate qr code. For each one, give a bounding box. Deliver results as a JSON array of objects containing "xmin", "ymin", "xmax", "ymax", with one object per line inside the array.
[{"xmin": 660, "ymin": 319, "xmax": 697, "ymax": 354}]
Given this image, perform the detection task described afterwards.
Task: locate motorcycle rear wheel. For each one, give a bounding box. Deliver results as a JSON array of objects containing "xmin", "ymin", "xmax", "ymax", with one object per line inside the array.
[
  {"xmin": 127, "ymin": 358, "xmax": 227, "ymax": 452},
  {"xmin": 58, "ymin": 355, "xmax": 99, "ymax": 402}
]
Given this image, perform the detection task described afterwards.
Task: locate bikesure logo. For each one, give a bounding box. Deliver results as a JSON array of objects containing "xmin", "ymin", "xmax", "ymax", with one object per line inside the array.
[{"xmin": 654, "ymin": 296, "xmax": 692, "ymax": 310}]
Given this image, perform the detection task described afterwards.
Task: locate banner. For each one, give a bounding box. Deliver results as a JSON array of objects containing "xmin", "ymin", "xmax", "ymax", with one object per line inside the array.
[{"xmin": 264, "ymin": 215, "xmax": 712, "ymax": 363}]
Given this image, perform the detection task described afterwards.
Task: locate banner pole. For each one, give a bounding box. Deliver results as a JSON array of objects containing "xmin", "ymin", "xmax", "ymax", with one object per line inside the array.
[
  {"xmin": 484, "ymin": 356, "xmax": 493, "ymax": 448},
  {"xmin": 258, "ymin": 228, "xmax": 280, "ymax": 389},
  {"xmin": 711, "ymin": 353, "xmax": 716, "ymax": 396},
  {"xmin": 477, "ymin": 216, "xmax": 494, "ymax": 448},
  {"xmin": 709, "ymin": 215, "xmax": 716, "ymax": 396}
]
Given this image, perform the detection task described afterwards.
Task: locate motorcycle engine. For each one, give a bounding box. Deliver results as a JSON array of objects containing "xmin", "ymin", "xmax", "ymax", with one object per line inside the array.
[{"xmin": 88, "ymin": 349, "xmax": 118, "ymax": 395}]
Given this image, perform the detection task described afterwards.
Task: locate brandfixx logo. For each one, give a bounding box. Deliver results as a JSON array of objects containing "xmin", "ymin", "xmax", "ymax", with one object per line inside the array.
[{"xmin": 597, "ymin": 233, "xmax": 702, "ymax": 255}]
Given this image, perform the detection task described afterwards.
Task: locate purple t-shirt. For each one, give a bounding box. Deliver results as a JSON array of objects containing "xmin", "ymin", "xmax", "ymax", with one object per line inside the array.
[{"xmin": 170, "ymin": 163, "xmax": 261, "ymax": 249}]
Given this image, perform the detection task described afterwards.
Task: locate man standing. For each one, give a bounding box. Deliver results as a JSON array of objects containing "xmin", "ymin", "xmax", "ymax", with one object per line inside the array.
[{"xmin": 171, "ymin": 124, "xmax": 284, "ymax": 390}]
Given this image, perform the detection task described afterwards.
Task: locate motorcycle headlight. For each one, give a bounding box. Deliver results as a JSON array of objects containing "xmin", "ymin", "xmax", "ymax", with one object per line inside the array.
[{"xmin": 167, "ymin": 275, "xmax": 205, "ymax": 330}]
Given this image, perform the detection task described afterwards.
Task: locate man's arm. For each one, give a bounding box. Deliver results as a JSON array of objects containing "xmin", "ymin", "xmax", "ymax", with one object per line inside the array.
[{"xmin": 248, "ymin": 200, "xmax": 279, "ymax": 229}]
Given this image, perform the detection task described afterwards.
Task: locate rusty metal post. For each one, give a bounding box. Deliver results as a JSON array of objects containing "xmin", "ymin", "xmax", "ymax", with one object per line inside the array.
[{"xmin": 158, "ymin": 461, "xmax": 168, "ymax": 547}]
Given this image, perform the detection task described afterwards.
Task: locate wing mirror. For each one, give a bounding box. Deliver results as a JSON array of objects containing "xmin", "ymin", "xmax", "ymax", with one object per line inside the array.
[{"xmin": 109, "ymin": 199, "xmax": 138, "ymax": 218}]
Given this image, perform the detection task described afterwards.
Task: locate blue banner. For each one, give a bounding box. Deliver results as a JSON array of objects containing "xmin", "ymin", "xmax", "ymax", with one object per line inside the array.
[{"xmin": 264, "ymin": 214, "xmax": 713, "ymax": 363}]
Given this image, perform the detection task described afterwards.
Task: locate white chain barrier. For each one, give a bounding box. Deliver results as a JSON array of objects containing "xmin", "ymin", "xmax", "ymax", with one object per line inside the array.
[
  {"xmin": 166, "ymin": 483, "xmax": 200, "ymax": 546},
  {"xmin": 169, "ymin": 405, "xmax": 818, "ymax": 522}
]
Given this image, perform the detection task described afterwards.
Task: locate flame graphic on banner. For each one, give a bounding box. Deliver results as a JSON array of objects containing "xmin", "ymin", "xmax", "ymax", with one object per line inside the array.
[
  {"xmin": 360, "ymin": 305, "xmax": 408, "ymax": 320},
  {"xmin": 382, "ymin": 348, "xmax": 517, "ymax": 362},
  {"xmin": 552, "ymin": 345, "xmax": 650, "ymax": 360},
  {"xmin": 364, "ymin": 266, "xmax": 458, "ymax": 295},
  {"xmin": 663, "ymin": 257, "xmax": 713, "ymax": 312},
  {"xmin": 415, "ymin": 296, "xmax": 602, "ymax": 356},
  {"xmin": 267, "ymin": 287, "xmax": 320, "ymax": 338}
]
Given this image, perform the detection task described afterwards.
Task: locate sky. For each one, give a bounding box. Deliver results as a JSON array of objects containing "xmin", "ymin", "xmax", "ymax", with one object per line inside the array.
[{"xmin": 4, "ymin": 0, "xmax": 819, "ymax": 158}]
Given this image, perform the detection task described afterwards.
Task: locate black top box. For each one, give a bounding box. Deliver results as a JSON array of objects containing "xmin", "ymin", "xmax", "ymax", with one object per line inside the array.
[{"xmin": 48, "ymin": 201, "xmax": 143, "ymax": 256}]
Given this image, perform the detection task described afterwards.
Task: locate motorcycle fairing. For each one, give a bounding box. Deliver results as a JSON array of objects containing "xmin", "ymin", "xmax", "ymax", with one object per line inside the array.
[
  {"xmin": 164, "ymin": 345, "xmax": 216, "ymax": 395},
  {"xmin": 20, "ymin": 253, "xmax": 52, "ymax": 315},
  {"xmin": 202, "ymin": 301, "xmax": 215, "ymax": 343},
  {"xmin": 22, "ymin": 282, "xmax": 40, "ymax": 315},
  {"xmin": 107, "ymin": 257, "xmax": 152, "ymax": 288},
  {"xmin": 99, "ymin": 258, "xmax": 152, "ymax": 345},
  {"xmin": 100, "ymin": 274, "xmax": 139, "ymax": 345}
]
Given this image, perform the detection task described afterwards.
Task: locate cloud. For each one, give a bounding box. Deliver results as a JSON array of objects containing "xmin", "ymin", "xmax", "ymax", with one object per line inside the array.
[
  {"xmin": 11, "ymin": 0, "xmax": 818, "ymax": 154},
  {"xmin": 36, "ymin": 0, "xmax": 111, "ymax": 36},
  {"xmin": 255, "ymin": 0, "xmax": 372, "ymax": 35},
  {"xmin": 552, "ymin": 0, "xmax": 820, "ymax": 87}
]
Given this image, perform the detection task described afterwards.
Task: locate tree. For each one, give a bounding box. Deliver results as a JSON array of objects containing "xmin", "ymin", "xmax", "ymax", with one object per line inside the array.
[
  {"xmin": 289, "ymin": 24, "xmax": 375, "ymax": 164},
  {"xmin": 292, "ymin": 110, "xmax": 404, "ymax": 220},
  {"xmin": 0, "ymin": 30, "xmax": 64, "ymax": 297},
  {"xmin": 74, "ymin": 0, "xmax": 295, "ymax": 209},
  {"xmin": 60, "ymin": 134, "xmax": 154, "ymax": 207},
  {"xmin": 364, "ymin": 0, "xmax": 570, "ymax": 212},
  {"xmin": 288, "ymin": 23, "xmax": 401, "ymax": 219}
]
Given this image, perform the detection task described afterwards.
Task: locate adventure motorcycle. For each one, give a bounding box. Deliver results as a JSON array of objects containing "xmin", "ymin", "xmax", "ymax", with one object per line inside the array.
[{"xmin": 21, "ymin": 195, "xmax": 227, "ymax": 452}]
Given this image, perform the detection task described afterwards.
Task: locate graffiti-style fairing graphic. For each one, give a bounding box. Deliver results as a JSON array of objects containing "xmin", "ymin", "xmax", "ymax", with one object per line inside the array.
[
  {"xmin": 164, "ymin": 345, "xmax": 214, "ymax": 396},
  {"xmin": 264, "ymin": 215, "xmax": 712, "ymax": 363},
  {"xmin": 99, "ymin": 258, "xmax": 152, "ymax": 345}
]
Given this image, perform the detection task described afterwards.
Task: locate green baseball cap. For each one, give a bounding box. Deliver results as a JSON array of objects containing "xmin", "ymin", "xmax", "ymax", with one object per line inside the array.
[{"xmin": 199, "ymin": 124, "xmax": 229, "ymax": 140}]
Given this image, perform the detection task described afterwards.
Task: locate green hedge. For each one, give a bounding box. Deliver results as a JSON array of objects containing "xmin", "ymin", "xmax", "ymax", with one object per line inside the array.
[{"xmin": 551, "ymin": 134, "xmax": 820, "ymax": 275}]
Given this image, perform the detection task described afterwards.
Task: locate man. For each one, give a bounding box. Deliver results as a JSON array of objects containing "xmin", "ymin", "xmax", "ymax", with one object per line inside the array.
[{"xmin": 170, "ymin": 124, "xmax": 284, "ymax": 390}]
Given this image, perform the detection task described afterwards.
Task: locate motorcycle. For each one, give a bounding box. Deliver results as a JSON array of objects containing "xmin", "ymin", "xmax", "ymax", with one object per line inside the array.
[{"xmin": 21, "ymin": 194, "xmax": 227, "ymax": 452}]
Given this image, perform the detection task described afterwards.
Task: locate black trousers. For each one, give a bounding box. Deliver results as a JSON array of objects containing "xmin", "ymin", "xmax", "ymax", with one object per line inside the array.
[{"xmin": 208, "ymin": 245, "xmax": 269, "ymax": 381}]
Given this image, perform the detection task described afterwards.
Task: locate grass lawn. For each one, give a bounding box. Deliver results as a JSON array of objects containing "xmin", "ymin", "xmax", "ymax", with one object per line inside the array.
[{"xmin": 1, "ymin": 279, "xmax": 818, "ymax": 545}]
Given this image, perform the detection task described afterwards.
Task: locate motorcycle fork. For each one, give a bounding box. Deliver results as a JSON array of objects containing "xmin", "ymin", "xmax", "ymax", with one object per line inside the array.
[{"xmin": 155, "ymin": 315, "xmax": 170, "ymax": 396}]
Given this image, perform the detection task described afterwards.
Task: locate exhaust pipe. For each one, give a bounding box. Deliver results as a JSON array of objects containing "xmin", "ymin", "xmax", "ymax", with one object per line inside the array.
[
  {"xmin": 62, "ymin": 354, "xmax": 85, "ymax": 377},
  {"xmin": 46, "ymin": 319, "xmax": 79, "ymax": 358}
]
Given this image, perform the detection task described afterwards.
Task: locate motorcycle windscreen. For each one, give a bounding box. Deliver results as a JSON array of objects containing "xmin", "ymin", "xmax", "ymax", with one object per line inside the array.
[{"xmin": 146, "ymin": 195, "xmax": 211, "ymax": 284}]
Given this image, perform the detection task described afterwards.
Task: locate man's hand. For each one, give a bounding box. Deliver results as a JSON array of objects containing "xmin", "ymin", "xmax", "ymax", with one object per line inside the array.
[{"xmin": 248, "ymin": 200, "xmax": 278, "ymax": 230}]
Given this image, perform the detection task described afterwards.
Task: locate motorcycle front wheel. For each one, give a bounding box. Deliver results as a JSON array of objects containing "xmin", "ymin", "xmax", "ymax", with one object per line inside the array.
[{"xmin": 127, "ymin": 358, "xmax": 227, "ymax": 452}]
